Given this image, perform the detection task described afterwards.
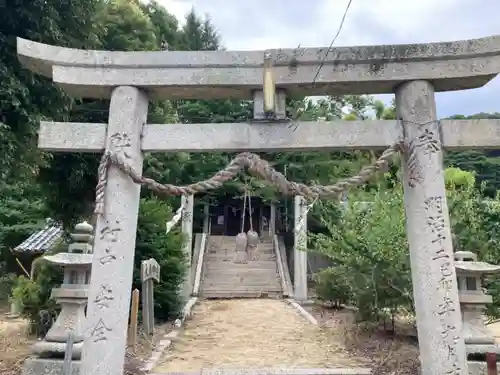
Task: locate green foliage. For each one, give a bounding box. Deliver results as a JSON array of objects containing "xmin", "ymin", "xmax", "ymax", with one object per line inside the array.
[
  {"xmin": 9, "ymin": 197, "xmax": 186, "ymax": 326},
  {"xmin": 0, "ymin": 0, "xmax": 102, "ymax": 182},
  {"xmin": 313, "ymin": 267, "xmax": 351, "ymax": 307},
  {"xmin": 10, "ymin": 242, "xmax": 64, "ymax": 331},
  {"xmin": 446, "ymin": 177, "xmax": 500, "ymax": 318},
  {"xmin": 11, "ymin": 274, "xmax": 59, "ymax": 332},
  {"xmin": 313, "ymin": 166, "xmax": 500, "ymax": 322},
  {"xmin": 0, "ymin": 180, "xmax": 49, "ymax": 271},
  {"xmin": 133, "ymin": 198, "xmax": 187, "ymax": 320},
  {"xmin": 445, "ymin": 167, "xmax": 475, "ymax": 189},
  {"xmin": 11, "ymin": 276, "xmax": 42, "ymax": 316},
  {"xmin": 139, "ymin": 1, "xmax": 180, "ymax": 48},
  {"xmin": 98, "ymin": 0, "xmax": 157, "ymax": 51},
  {"xmin": 313, "ymin": 186, "xmax": 412, "ymax": 320},
  {"xmin": 445, "ymin": 113, "xmax": 500, "ymax": 197},
  {"xmin": 0, "ymin": 272, "xmax": 18, "ymax": 303}
]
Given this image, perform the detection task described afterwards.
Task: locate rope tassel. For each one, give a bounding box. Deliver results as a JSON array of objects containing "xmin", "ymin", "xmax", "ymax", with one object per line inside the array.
[{"xmin": 94, "ymin": 152, "xmax": 111, "ymax": 215}]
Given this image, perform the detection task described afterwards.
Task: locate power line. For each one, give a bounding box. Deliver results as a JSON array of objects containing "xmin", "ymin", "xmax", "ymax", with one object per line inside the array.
[{"xmin": 312, "ymin": 0, "xmax": 354, "ymax": 86}]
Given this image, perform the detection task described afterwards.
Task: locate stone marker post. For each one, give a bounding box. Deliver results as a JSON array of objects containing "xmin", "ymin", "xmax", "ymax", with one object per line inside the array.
[
  {"xmin": 141, "ymin": 258, "xmax": 160, "ymax": 336},
  {"xmin": 128, "ymin": 288, "xmax": 140, "ymax": 348},
  {"xmin": 81, "ymin": 86, "xmax": 148, "ymax": 375},
  {"xmin": 203, "ymin": 202, "xmax": 210, "ymax": 233},
  {"xmin": 294, "ymin": 196, "xmax": 308, "ymax": 302},
  {"xmin": 396, "ymin": 80, "xmax": 467, "ymax": 375},
  {"xmin": 270, "ymin": 203, "xmax": 276, "ymax": 237},
  {"xmin": 181, "ymin": 194, "xmax": 194, "ymax": 298}
]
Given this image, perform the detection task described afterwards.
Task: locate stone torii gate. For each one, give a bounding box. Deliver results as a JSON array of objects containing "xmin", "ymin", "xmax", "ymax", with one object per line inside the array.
[{"xmin": 17, "ymin": 35, "xmax": 500, "ymax": 375}]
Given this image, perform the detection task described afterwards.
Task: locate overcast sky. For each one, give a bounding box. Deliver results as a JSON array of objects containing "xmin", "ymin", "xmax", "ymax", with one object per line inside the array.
[{"xmin": 157, "ymin": 0, "xmax": 500, "ymax": 118}]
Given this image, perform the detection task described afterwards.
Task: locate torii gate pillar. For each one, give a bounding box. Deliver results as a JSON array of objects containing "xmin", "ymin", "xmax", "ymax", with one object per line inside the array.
[
  {"xmin": 294, "ymin": 196, "xmax": 308, "ymax": 301},
  {"xmin": 82, "ymin": 86, "xmax": 148, "ymax": 375},
  {"xmin": 397, "ymin": 80, "xmax": 467, "ymax": 375}
]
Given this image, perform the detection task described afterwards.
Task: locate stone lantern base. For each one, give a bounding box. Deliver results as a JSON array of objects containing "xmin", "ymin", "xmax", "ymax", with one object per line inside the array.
[
  {"xmin": 32, "ymin": 340, "xmax": 83, "ymax": 359},
  {"xmin": 22, "ymin": 357, "xmax": 80, "ymax": 375},
  {"xmin": 467, "ymin": 343, "xmax": 500, "ymax": 357},
  {"xmin": 468, "ymin": 361, "xmax": 500, "ymax": 375}
]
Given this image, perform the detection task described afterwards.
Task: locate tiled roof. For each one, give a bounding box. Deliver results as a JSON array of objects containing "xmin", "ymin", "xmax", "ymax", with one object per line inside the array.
[{"xmin": 14, "ymin": 225, "xmax": 63, "ymax": 253}]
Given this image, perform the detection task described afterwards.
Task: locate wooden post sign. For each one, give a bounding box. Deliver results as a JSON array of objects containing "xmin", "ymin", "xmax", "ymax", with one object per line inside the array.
[{"xmin": 141, "ymin": 258, "xmax": 160, "ymax": 336}]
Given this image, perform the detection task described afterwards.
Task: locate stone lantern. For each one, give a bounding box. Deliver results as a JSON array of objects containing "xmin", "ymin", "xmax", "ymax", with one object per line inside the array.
[
  {"xmin": 454, "ymin": 250, "xmax": 500, "ymax": 359},
  {"xmin": 24, "ymin": 221, "xmax": 93, "ymax": 375}
]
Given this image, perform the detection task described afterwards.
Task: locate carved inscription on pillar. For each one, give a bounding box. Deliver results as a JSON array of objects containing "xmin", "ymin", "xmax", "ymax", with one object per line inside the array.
[
  {"xmin": 424, "ymin": 195, "xmax": 462, "ymax": 374},
  {"xmin": 98, "ymin": 221, "xmax": 121, "ymax": 265},
  {"xmin": 94, "ymin": 284, "xmax": 114, "ymax": 310},
  {"xmin": 182, "ymin": 209, "xmax": 192, "ymax": 222},
  {"xmin": 404, "ymin": 122, "xmax": 441, "ymax": 188},
  {"xmin": 90, "ymin": 318, "xmax": 112, "ymax": 343},
  {"xmin": 87, "ymin": 219, "xmax": 122, "ymax": 346},
  {"xmin": 109, "ymin": 132, "xmax": 132, "ymax": 159}
]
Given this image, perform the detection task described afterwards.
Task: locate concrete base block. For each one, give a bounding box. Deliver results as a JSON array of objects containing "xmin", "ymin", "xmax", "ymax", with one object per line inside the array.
[{"xmin": 22, "ymin": 357, "xmax": 80, "ymax": 375}]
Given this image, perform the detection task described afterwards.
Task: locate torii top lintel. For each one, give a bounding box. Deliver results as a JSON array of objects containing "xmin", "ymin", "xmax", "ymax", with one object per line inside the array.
[{"xmin": 17, "ymin": 35, "xmax": 500, "ymax": 100}]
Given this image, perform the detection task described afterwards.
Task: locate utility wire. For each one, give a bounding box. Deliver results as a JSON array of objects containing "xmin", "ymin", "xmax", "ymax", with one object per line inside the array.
[{"xmin": 312, "ymin": 0, "xmax": 354, "ymax": 86}]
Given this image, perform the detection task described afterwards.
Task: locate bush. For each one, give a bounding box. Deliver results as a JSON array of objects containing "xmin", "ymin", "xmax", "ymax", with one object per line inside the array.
[
  {"xmin": 8, "ymin": 197, "xmax": 186, "ymax": 333},
  {"xmin": 0, "ymin": 272, "xmax": 18, "ymax": 303},
  {"xmin": 11, "ymin": 276, "xmax": 42, "ymax": 317},
  {"xmin": 313, "ymin": 167, "xmax": 500, "ymax": 324},
  {"xmin": 313, "ymin": 267, "xmax": 351, "ymax": 307},
  {"xmin": 9, "ymin": 242, "xmax": 65, "ymax": 333},
  {"xmin": 11, "ymin": 272, "xmax": 60, "ymax": 334},
  {"xmin": 133, "ymin": 197, "xmax": 187, "ymax": 321},
  {"xmin": 313, "ymin": 186, "xmax": 413, "ymax": 321}
]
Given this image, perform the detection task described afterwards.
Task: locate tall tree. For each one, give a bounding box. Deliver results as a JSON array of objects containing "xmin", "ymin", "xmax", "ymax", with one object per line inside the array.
[
  {"xmin": 37, "ymin": 0, "xmax": 179, "ymax": 225},
  {"xmin": 0, "ymin": 0, "xmax": 103, "ymax": 266},
  {"xmin": 0, "ymin": 0, "xmax": 102, "ymax": 181}
]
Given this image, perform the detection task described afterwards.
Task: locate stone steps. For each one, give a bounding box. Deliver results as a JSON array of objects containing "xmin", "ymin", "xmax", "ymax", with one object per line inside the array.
[
  {"xmin": 204, "ymin": 282, "xmax": 281, "ymax": 288},
  {"xmin": 205, "ymin": 256, "xmax": 275, "ymax": 261},
  {"xmin": 200, "ymin": 235, "xmax": 283, "ymax": 298},
  {"xmin": 201, "ymin": 290, "xmax": 283, "ymax": 299},
  {"xmin": 203, "ymin": 286, "xmax": 281, "ymax": 290},
  {"xmin": 204, "ymin": 266, "xmax": 278, "ymax": 272},
  {"xmin": 204, "ymin": 279, "xmax": 281, "ymax": 287}
]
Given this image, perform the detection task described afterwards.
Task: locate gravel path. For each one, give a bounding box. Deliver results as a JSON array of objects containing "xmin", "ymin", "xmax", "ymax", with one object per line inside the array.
[{"xmin": 153, "ymin": 299, "xmax": 367, "ymax": 372}]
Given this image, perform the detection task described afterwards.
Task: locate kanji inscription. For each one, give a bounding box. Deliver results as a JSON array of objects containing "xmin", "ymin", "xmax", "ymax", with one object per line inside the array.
[
  {"xmin": 109, "ymin": 132, "xmax": 132, "ymax": 159},
  {"xmin": 99, "ymin": 220, "xmax": 121, "ymax": 265},
  {"xmin": 94, "ymin": 284, "xmax": 114, "ymax": 309},
  {"xmin": 424, "ymin": 194, "xmax": 463, "ymax": 374},
  {"xmin": 90, "ymin": 318, "xmax": 112, "ymax": 343},
  {"xmin": 404, "ymin": 123, "xmax": 441, "ymax": 188}
]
